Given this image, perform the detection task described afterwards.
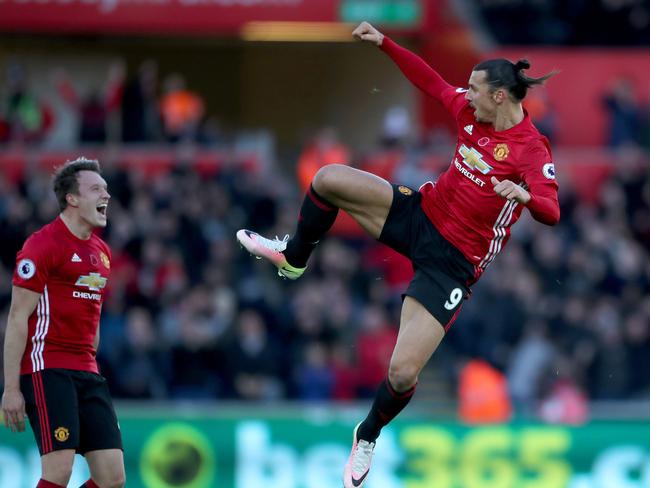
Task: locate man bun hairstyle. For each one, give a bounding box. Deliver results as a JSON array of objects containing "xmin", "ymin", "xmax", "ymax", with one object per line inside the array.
[
  {"xmin": 52, "ymin": 157, "xmax": 102, "ymax": 211},
  {"xmin": 514, "ymin": 59, "xmax": 530, "ymax": 71},
  {"xmin": 473, "ymin": 58, "xmax": 558, "ymax": 102}
]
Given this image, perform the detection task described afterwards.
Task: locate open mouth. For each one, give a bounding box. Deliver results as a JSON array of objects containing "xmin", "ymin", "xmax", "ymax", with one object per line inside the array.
[{"xmin": 96, "ymin": 203, "xmax": 108, "ymax": 216}]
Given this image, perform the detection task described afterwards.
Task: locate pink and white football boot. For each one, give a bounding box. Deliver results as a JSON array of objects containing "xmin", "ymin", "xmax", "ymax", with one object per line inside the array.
[
  {"xmin": 343, "ymin": 422, "xmax": 376, "ymax": 488},
  {"xmin": 236, "ymin": 229, "xmax": 306, "ymax": 280}
]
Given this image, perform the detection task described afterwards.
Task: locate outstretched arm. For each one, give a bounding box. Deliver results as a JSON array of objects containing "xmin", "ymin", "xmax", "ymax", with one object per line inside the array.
[{"xmin": 352, "ymin": 21, "xmax": 455, "ymax": 103}]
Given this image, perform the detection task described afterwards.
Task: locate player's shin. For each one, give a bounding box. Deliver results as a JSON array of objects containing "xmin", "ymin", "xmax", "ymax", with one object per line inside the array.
[
  {"xmin": 357, "ymin": 378, "xmax": 417, "ymax": 442},
  {"xmin": 283, "ymin": 184, "xmax": 338, "ymax": 267}
]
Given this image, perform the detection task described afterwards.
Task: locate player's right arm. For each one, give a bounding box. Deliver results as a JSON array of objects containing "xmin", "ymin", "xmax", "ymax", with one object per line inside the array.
[
  {"xmin": 2, "ymin": 286, "xmax": 40, "ymax": 432},
  {"xmin": 4, "ymin": 233, "xmax": 51, "ymax": 433},
  {"xmin": 352, "ymin": 21, "xmax": 462, "ymax": 114}
]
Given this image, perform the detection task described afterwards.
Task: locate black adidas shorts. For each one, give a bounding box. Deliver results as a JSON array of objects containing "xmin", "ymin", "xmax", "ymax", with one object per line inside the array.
[
  {"xmin": 378, "ymin": 184, "xmax": 475, "ymax": 330},
  {"xmin": 21, "ymin": 369, "xmax": 122, "ymax": 455}
]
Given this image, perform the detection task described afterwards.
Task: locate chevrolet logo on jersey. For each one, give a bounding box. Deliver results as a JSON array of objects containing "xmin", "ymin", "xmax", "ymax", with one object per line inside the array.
[
  {"xmin": 458, "ymin": 145, "xmax": 493, "ymax": 175},
  {"xmin": 75, "ymin": 272, "xmax": 107, "ymax": 292}
]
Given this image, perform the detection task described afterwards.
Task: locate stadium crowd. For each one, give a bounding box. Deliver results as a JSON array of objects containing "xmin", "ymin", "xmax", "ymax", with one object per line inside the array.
[
  {"xmin": 0, "ymin": 136, "xmax": 648, "ymax": 415},
  {"xmin": 474, "ymin": 0, "xmax": 650, "ymax": 46},
  {"xmin": 1, "ymin": 53, "xmax": 650, "ymax": 418}
]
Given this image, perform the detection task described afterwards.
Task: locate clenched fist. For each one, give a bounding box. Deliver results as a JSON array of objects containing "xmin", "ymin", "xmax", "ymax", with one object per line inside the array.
[{"xmin": 352, "ymin": 21, "xmax": 384, "ymax": 46}]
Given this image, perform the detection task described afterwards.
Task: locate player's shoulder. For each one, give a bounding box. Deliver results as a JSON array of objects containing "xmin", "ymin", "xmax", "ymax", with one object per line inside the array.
[
  {"xmin": 18, "ymin": 220, "xmax": 62, "ymax": 273},
  {"xmin": 90, "ymin": 231, "xmax": 110, "ymax": 249},
  {"xmin": 513, "ymin": 120, "xmax": 551, "ymax": 156},
  {"xmin": 522, "ymin": 119, "xmax": 552, "ymax": 151},
  {"xmin": 451, "ymin": 86, "xmax": 470, "ymax": 98},
  {"xmin": 455, "ymin": 96, "xmax": 472, "ymax": 117},
  {"xmin": 439, "ymin": 86, "xmax": 470, "ymax": 115},
  {"xmin": 23, "ymin": 219, "xmax": 60, "ymax": 250},
  {"xmin": 524, "ymin": 135, "xmax": 552, "ymax": 160}
]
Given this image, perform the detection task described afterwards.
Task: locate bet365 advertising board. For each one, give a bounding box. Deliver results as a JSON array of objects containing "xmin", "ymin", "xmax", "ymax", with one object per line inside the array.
[{"xmin": 1, "ymin": 409, "xmax": 649, "ymax": 487}]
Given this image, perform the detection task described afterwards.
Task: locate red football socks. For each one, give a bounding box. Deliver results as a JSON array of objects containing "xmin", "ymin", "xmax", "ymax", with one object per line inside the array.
[
  {"xmin": 37, "ymin": 480, "xmax": 65, "ymax": 488},
  {"xmin": 79, "ymin": 480, "xmax": 101, "ymax": 488}
]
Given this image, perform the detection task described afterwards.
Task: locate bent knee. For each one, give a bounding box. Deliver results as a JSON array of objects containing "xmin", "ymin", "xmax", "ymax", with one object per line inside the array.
[
  {"xmin": 96, "ymin": 472, "xmax": 126, "ymax": 488},
  {"xmin": 42, "ymin": 454, "xmax": 75, "ymax": 485},
  {"xmin": 388, "ymin": 362, "xmax": 419, "ymax": 392},
  {"xmin": 111, "ymin": 474, "xmax": 126, "ymax": 488},
  {"xmin": 312, "ymin": 164, "xmax": 348, "ymax": 198}
]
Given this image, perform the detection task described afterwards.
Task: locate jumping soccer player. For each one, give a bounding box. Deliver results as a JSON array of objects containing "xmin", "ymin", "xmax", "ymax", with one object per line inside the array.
[{"xmin": 237, "ymin": 21, "xmax": 559, "ymax": 488}]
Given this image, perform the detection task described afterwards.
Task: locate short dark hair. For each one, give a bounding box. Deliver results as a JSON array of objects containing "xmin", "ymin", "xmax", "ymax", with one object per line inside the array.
[
  {"xmin": 473, "ymin": 58, "xmax": 558, "ymax": 102},
  {"xmin": 52, "ymin": 157, "xmax": 102, "ymax": 211}
]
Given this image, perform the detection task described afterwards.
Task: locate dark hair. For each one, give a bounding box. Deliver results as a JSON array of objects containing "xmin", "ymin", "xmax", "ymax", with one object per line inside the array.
[
  {"xmin": 52, "ymin": 157, "xmax": 102, "ymax": 211},
  {"xmin": 473, "ymin": 58, "xmax": 558, "ymax": 102}
]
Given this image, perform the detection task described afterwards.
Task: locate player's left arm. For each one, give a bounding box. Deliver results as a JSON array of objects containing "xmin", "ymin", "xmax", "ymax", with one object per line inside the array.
[
  {"xmin": 491, "ymin": 174, "xmax": 559, "ymax": 225},
  {"xmin": 491, "ymin": 176, "xmax": 532, "ymax": 204},
  {"xmin": 493, "ymin": 143, "xmax": 560, "ymax": 225},
  {"xmin": 523, "ymin": 180, "xmax": 560, "ymax": 225},
  {"xmin": 94, "ymin": 313, "xmax": 100, "ymax": 351},
  {"xmin": 95, "ymin": 244, "xmax": 111, "ymax": 353}
]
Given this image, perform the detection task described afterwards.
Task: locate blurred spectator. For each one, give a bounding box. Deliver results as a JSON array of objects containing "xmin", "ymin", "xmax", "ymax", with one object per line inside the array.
[
  {"xmin": 524, "ymin": 88, "xmax": 558, "ymax": 143},
  {"xmin": 294, "ymin": 341, "xmax": 335, "ymax": 401},
  {"xmin": 121, "ymin": 60, "xmax": 162, "ymax": 143},
  {"xmin": 223, "ymin": 309, "xmax": 283, "ymax": 400},
  {"xmin": 507, "ymin": 320, "xmax": 556, "ymax": 410},
  {"xmin": 108, "ymin": 307, "xmax": 168, "ymax": 399},
  {"xmin": 538, "ymin": 367, "xmax": 588, "ymax": 425},
  {"xmin": 603, "ymin": 77, "xmax": 641, "ymax": 148},
  {"xmin": 55, "ymin": 61, "xmax": 125, "ymax": 144},
  {"xmin": 381, "ymin": 105, "xmax": 411, "ymax": 148},
  {"xmin": 330, "ymin": 343, "xmax": 359, "ymax": 401},
  {"xmin": 458, "ymin": 358, "xmax": 512, "ymax": 424},
  {"xmin": 639, "ymin": 95, "xmax": 650, "ymax": 153},
  {"xmin": 168, "ymin": 296, "xmax": 225, "ymax": 399},
  {"xmin": 0, "ymin": 183, "xmax": 32, "ymax": 270},
  {"xmin": 80, "ymin": 91, "xmax": 108, "ymax": 143},
  {"xmin": 160, "ymin": 74, "xmax": 204, "ymax": 143},
  {"xmin": 623, "ymin": 312, "xmax": 650, "ymax": 396},
  {"xmin": 198, "ymin": 115, "xmax": 226, "ymax": 146},
  {"xmin": 359, "ymin": 144, "xmax": 404, "ymax": 182},
  {"xmin": 586, "ymin": 302, "xmax": 630, "ymax": 399},
  {"xmin": 104, "ymin": 60, "xmax": 126, "ymax": 142},
  {"xmin": 355, "ymin": 304, "xmax": 398, "ymax": 398},
  {"xmin": 296, "ymin": 127, "xmax": 351, "ymax": 191},
  {"xmin": 287, "ymin": 280, "xmax": 333, "ymax": 367},
  {"xmin": 3, "ymin": 62, "xmax": 53, "ymax": 144}
]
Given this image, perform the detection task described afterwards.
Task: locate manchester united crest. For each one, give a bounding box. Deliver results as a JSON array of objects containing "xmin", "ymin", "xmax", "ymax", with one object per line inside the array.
[
  {"xmin": 493, "ymin": 143, "xmax": 510, "ymax": 161},
  {"xmin": 398, "ymin": 186, "xmax": 413, "ymax": 196},
  {"xmin": 100, "ymin": 251, "xmax": 110, "ymax": 270},
  {"xmin": 54, "ymin": 427, "xmax": 70, "ymax": 442}
]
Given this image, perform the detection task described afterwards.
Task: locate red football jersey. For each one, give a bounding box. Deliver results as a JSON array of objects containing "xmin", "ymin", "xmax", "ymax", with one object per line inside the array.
[
  {"xmin": 13, "ymin": 216, "xmax": 111, "ymax": 374},
  {"xmin": 381, "ymin": 38, "xmax": 559, "ymax": 281}
]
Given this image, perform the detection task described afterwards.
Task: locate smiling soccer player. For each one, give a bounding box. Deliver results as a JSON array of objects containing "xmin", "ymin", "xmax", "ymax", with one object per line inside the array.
[{"xmin": 2, "ymin": 158, "xmax": 125, "ymax": 488}]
